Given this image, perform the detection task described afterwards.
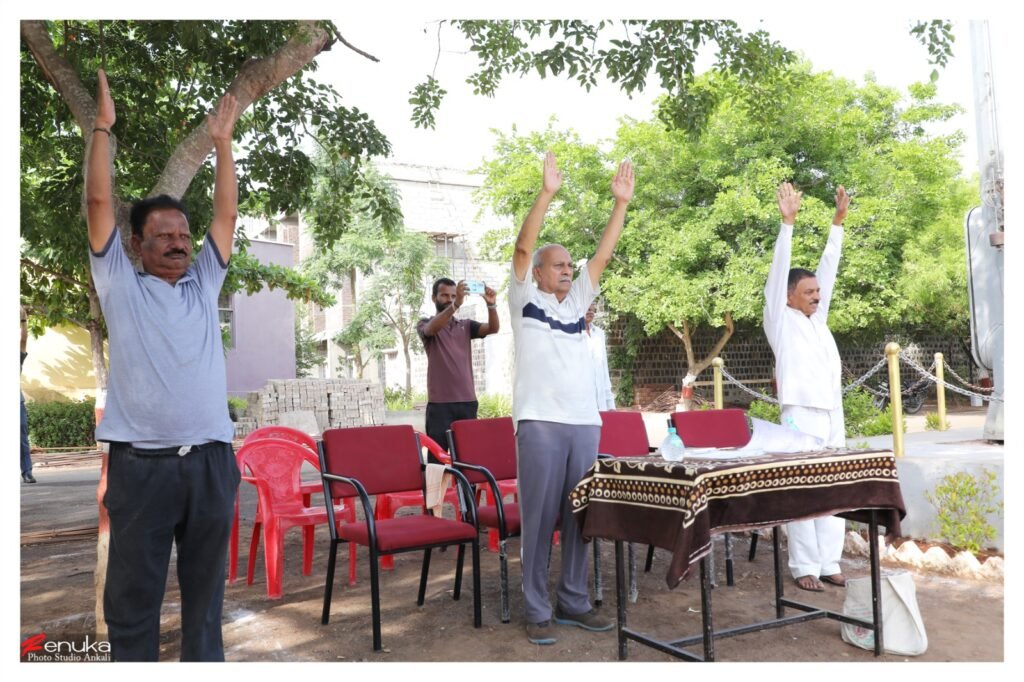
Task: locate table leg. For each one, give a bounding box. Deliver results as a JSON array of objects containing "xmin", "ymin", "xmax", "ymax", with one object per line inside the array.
[
  {"xmin": 869, "ymin": 511, "xmax": 884, "ymax": 656},
  {"xmin": 700, "ymin": 556, "xmax": 715, "ymax": 661},
  {"xmin": 616, "ymin": 540, "xmax": 628, "ymax": 660},
  {"xmin": 773, "ymin": 525, "xmax": 785, "ymax": 619}
]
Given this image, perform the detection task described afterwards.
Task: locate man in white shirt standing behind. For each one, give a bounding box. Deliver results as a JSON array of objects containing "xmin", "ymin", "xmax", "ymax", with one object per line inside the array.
[
  {"xmin": 764, "ymin": 181, "xmax": 852, "ymax": 593},
  {"xmin": 586, "ymin": 302, "xmax": 615, "ymax": 411},
  {"xmin": 510, "ymin": 151, "xmax": 634, "ymax": 644}
]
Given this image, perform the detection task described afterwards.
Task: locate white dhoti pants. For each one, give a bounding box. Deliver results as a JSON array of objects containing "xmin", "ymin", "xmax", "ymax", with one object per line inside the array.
[{"xmin": 781, "ymin": 404, "xmax": 847, "ymax": 579}]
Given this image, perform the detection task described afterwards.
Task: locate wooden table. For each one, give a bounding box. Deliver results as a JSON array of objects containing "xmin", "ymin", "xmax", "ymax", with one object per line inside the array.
[{"xmin": 570, "ymin": 449, "xmax": 906, "ymax": 661}]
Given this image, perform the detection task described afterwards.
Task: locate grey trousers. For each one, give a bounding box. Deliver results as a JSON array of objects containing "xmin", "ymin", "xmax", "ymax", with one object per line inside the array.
[{"xmin": 516, "ymin": 420, "xmax": 600, "ymax": 623}]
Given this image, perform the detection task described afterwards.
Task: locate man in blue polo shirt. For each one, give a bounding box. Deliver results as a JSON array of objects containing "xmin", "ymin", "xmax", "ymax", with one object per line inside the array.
[
  {"xmin": 86, "ymin": 69, "xmax": 242, "ymax": 661},
  {"xmin": 511, "ymin": 151, "xmax": 634, "ymax": 644}
]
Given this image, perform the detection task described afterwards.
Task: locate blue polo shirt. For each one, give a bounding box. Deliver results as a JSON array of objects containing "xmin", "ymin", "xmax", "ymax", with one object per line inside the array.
[{"xmin": 89, "ymin": 230, "xmax": 234, "ymax": 447}]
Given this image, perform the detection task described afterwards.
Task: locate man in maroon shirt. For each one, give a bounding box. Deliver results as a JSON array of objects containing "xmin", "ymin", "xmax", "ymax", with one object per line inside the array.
[{"xmin": 417, "ymin": 278, "xmax": 500, "ymax": 457}]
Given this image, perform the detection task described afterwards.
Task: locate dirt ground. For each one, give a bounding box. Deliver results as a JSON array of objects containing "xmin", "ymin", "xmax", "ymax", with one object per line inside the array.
[{"xmin": 20, "ymin": 466, "xmax": 1004, "ymax": 665}]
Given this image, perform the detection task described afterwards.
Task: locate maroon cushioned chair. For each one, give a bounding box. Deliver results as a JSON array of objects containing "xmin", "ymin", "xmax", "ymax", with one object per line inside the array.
[
  {"xmin": 597, "ymin": 410, "xmax": 657, "ymax": 603},
  {"xmin": 446, "ymin": 417, "xmax": 521, "ymax": 623},
  {"xmin": 666, "ymin": 409, "xmax": 756, "ymax": 583},
  {"xmin": 319, "ymin": 424, "xmax": 481, "ymax": 651}
]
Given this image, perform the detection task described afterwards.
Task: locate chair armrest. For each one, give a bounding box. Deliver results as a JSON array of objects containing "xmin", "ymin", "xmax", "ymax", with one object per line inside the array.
[
  {"xmin": 320, "ymin": 472, "xmax": 375, "ymax": 540},
  {"xmin": 441, "ymin": 466, "xmax": 479, "ymax": 529}
]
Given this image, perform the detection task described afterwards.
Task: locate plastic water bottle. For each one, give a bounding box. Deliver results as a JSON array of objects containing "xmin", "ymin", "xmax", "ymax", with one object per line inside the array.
[{"xmin": 659, "ymin": 426, "xmax": 686, "ymax": 461}]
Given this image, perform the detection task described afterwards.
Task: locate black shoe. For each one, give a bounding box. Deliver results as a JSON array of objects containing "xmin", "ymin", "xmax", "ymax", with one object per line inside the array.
[{"xmin": 22, "ymin": 472, "xmax": 36, "ymax": 484}]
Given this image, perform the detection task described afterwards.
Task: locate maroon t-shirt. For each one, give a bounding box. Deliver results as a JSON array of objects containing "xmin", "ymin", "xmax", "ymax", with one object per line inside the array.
[{"xmin": 417, "ymin": 317, "xmax": 483, "ymax": 403}]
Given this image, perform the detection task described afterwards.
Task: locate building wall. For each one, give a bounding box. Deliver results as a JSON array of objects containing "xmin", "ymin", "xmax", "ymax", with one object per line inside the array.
[
  {"xmin": 225, "ymin": 238, "xmax": 297, "ymax": 396},
  {"xmin": 20, "ymin": 325, "xmax": 99, "ymax": 403}
]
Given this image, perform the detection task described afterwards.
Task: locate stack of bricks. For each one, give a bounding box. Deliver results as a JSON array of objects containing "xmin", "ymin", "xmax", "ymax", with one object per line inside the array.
[{"xmin": 245, "ymin": 378, "xmax": 385, "ymax": 431}]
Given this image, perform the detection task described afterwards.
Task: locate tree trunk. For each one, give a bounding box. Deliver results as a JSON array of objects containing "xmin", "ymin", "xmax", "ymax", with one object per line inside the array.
[
  {"xmin": 401, "ymin": 333, "xmax": 413, "ymax": 396},
  {"xmin": 668, "ymin": 312, "xmax": 735, "ymax": 410}
]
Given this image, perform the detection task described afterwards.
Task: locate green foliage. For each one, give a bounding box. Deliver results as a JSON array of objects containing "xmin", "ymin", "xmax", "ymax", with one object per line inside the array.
[
  {"xmin": 476, "ymin": 64, "xmax": 973, "ymax": 378},
  {"xmin": 477, "ymin": 393, "xmax": 513, "ymax": 418},
  {"xmin": 20, "ymin": 20, "xmax": 375, "ymax": 382},
  {"xmin": 294, "ymin": 312, "xmax": 324, "ymax": 379},
  {"xmin": 747, "ymin": 399, "xmax": 781, "ymax": 424},
  {"xmin": 26, "ymin": 398, "xmax": 96, "ymax": 448},
  {"xmin": 383, "ymin": 387, "xmax": 426, "ymax": 412},
  {"xmin": 925, "ymin": 468, "xmax": 1002, "ymax": 553},
  {"xmin": 418, "ymin": 20, "xmax": 795, "ymax": 132},
  {"xmin": 924, "ymin": 411, "xmax": 951, "ymax": 431},
  {"xmin": 910, "ymin": 20, "xmax": 956, "ymax": 75},
  {"xmin": 227, "ymin": 396, "xmax": 248, "ymax": 421},
  {"xmin": 843, "ymin": 387, "xmax": 904, "ymax": 437}
]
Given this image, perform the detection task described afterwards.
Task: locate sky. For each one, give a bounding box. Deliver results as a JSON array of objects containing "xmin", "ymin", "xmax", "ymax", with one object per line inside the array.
[{"xmin": 314, "ymin": 9, "xmax": 1006, "ymax": 179}]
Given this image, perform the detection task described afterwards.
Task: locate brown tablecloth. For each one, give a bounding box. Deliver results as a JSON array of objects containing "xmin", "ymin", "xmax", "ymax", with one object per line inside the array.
[{"xmin": 570, "ymin": 449, "xmax": 906, "ymax": 588}]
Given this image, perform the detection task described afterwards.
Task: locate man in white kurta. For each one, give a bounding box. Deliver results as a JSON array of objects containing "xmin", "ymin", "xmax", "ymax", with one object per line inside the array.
[
  {"xmin": 763, "ymin": 182, "xmax": 852, "ymax": 592},
  {"xmin": 586, "ymin": 303, "xmax": 616, "ymax": 411}
]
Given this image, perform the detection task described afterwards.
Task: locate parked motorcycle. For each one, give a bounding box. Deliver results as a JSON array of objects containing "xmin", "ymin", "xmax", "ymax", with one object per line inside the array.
[{"xmin": 872, "ymin": 378, "xmax": 928, "ymax": 414}]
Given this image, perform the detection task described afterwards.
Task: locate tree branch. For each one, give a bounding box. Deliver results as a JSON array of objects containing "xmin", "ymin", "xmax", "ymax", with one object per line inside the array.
[
  {"xmin": 335, "ymin": 29, "xmax": 380, "ymax": 63},
  {"xmin": 152, "ymin": 20, "xmax": 336, "ymax": 198},
  {"xmin": 21, "ymin": 20, "xmax": 96, "ymax": 134},
  {"xmin": 21, "ymin": 257, "xmax": 87, "ymax": 290},
  {"xmin": 690, "ymin": 311, "xmax": 734, "ymax": 377}
]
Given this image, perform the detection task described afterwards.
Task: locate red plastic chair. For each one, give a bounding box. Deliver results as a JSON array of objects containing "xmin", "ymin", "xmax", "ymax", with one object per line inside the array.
[
  {"xmin": 232, "ymin": 426, "xmax": 356, "ymax": 587},
  {"xmin": 237, "ymin": 438, "xmax": 355, "ymax": 599},
  {"xmin": 319, "ymin": 425, "xmax": 481, "ymax": 651},
  {"xmin": 447, "ymin": 417, "xmax": 520, "ymax": 623},
  {"xmin": 375, "ymin": 431, "xmax": 460, "ymax": 570},
  {"xmin": 666, "ymin": 409, "xmax": 754, "ymax": 582}
]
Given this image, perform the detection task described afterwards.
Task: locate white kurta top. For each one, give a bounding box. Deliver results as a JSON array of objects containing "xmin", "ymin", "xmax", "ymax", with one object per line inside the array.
[
  {"xmin": 587, "ymin": 324, "xmax": 615, "ymax": 410},
  {"xmin": 763, "ymin": 223, "xmax": 844, "ymax": 411}
]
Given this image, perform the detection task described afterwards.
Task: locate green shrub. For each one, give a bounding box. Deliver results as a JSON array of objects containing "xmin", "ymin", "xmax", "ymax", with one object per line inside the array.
[
  {"xmin": 384, "ymin": 387, "xmax": 415, "ymax": 411},
  {"xmin": 227, "ymin": 396, "xmax": 248, "ymax": 421},
  {"xmin": 477, "ymin": 393, "xmax": 512, "ymax": 418},
  {"xmin": 925, "ymin": 468, "xmax": 1003, "ymax": 553},
  {"xmin": 26, "ymin": 398, "xmax": 96, "ymax": 448},
  {"xmin": 924, "ymin": 411, "xmax": 950, "ymax": 431},
  {"xmin": 747, "ymin": 399, "xmax": 780, "ymax": 424}
]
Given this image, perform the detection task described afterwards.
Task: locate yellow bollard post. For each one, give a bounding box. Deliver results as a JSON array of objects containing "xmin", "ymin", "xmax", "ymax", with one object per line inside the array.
[
  {"xmin": 935, "ymin": 352, "xmax": 947, "ymax": 431},
  {"xmin": 712, "ymin": 357, "xmax": 724, "ymax": 410},
  {"xmin": 885, "ymin": 343, "xmax": 904, "ymax": 457}
]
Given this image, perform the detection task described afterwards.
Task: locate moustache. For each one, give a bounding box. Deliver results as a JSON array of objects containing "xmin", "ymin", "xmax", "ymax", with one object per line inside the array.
[{"xmin": 164, "ymin": 249, "xmax": 189, "ymax": 258}]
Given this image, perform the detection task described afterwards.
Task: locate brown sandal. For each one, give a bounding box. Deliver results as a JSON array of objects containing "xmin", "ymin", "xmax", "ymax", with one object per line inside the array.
[
  {"xmin": 795, "ymin": 575, "xmax": 824, "ymax": 592},
  {"xmin": 821, "ymin": 574, "xmax": 846, "ymax": 587}
]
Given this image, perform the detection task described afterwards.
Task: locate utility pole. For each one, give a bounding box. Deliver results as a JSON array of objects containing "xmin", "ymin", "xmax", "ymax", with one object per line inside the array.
[{"xmin": 964, "ymin": 20, "xmax": 1004, "ymax": 441}]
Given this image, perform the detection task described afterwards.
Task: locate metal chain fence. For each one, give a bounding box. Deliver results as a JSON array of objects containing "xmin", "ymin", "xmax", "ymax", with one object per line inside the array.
[
  {"xmin": 718, "ymin": 352, "xmax": 1002, "ymax": 405},
  {"xmin": 940, "ymin": 362, "xmax": 994, "ymax": 394},
  {"xmin": 898, "ymin": 350, "xmax": 1003, "ymax": 404}
]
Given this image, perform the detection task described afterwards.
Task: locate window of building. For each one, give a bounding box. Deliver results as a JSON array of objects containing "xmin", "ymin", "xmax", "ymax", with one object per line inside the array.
[
  {"xmin": 432, "ymin": 234, "xmax": 466, "ymax": 260},
  {"xmin": 218, "ymin": 292, "xmax": 235, "ymax": 349}
]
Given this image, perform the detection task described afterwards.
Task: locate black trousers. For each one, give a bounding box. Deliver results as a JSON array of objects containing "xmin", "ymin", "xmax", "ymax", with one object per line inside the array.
[
  {"xmin": 424, "ymin": 400, "xmax": 478, "ymax": 460},
  {"xmin": 103, "ymin": 441, "xmax": 240, "ymax": 661}
]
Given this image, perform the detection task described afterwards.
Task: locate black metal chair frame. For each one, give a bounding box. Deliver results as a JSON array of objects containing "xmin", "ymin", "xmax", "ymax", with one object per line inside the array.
[
  {"xmin": 446, "ymin": 452, "xmax": 519, "ymax": 624},
  {"xmin": 318, "ymin": 437, "xmax": 482, "ymax": 651}
]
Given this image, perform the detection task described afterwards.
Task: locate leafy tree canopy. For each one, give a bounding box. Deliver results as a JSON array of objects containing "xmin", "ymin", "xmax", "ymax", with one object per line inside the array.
[{"xmin": 475, "ymin": 62, "xmax": 973, "ymax": 379}]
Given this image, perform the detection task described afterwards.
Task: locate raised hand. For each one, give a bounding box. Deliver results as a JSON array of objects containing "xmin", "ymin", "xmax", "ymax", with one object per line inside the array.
[
  {"xmin": 776, "ymin": 182, "xmax": 802, "ymax": 225},
  {"xmin": 833, "ymin": 185, "xmax": 851, "ymax": 225},
  {"xmin": 207, "ymin": 92, "xmax": 241, "ymax": 144},
  {"xmin": 482, "ymin": 284, "xmax": 497, "ymax": 306},
  {"xmin": 611, "ymin": 159, "xmax": 635, "ymax": 204},
  {"xmin": 94, "ymin": 69, "xmax": 116, "ymax": 130},
  {"xmin": 542, "ymin": 151, "xmax": 562, "ymax": 196},
  {"xmin": 454, "ymin": 280, "xmax": 468, "ymax": 309}
]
